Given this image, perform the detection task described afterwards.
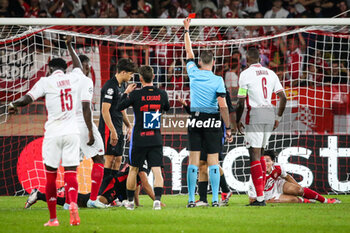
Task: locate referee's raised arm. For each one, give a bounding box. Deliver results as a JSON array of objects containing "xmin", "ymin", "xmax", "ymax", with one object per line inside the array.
[{"xmin": 183, "ymin": 18, "xmax": 194, "ymax": 60}]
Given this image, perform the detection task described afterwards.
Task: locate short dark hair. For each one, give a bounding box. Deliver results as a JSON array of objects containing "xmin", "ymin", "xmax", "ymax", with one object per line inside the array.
[
  {"xmin": 139, "ymin": 65, "xmax": 154, "ymax": 83},
  {"xmin": 79, "ymin": 55, "xmax": 90, "ymax": 63},
  {"xmin": 116, "ymin": 58, "xmax": 137, "ymax": 73},
  {"xmin": 231, "ymin": 58, "xmax": 239, "ymax": 69},
  {"xmin": 48, "ymin": 58, "xmax": 67, "ymax": 70},
  {"xmin": 247, "ymin": 47, "xmax": 260, "ymax": 61},
  {"xmin": 200, "ymin": 50, "xmax": 214, "ymax": 65},
  {"xmin": 264, "ymin": 150, "xmax": 277, "ymax": 161}
]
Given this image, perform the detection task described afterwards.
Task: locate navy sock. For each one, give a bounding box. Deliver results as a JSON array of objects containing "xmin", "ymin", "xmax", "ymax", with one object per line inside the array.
[
  {"xmin": 154, "ymin": 187, "xmax": 163, "ymax": 201},
  {"xmin": 127, "ymin": 190, "xmax": 135, "ymax": 202}
]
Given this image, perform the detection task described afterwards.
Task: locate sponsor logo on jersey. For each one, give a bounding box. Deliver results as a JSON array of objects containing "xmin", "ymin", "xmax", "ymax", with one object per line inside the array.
[{"xmin": 143, "ymin": 110, "xmax": 161, "ymax": 129}]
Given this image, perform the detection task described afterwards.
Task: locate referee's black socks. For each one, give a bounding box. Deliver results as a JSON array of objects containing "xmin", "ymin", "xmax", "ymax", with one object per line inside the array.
[{"xmin": 154, "ymin": 187, "xmax": 163, "ymax": 201}]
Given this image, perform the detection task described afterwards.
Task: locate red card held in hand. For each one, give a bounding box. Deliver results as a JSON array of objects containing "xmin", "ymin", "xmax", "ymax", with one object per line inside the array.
[{"xmin": 188, "ymin": 13, "xmax": 196, "ymax": 19}]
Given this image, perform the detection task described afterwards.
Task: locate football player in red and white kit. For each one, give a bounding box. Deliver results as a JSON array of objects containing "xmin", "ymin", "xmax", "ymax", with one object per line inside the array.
[
  {"xmin": 236, "ymin": 47, "xmax": 287, "ymax": 206},
  {"xmin": 74, "ymin": 55, "xmax": 105, "ymax": 208},
  {"xmin": 248, "ymin": 150, "xmax": 341, "ymax": 204},
  {"xmin": 8, "ymin": 36, "xmax": 86, "ymax": 226}
]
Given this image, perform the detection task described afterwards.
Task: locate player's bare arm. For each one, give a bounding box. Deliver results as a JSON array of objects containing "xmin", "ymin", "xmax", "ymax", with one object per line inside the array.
[
  {"xmin": 134, "ymin": 185, "xmax": 140, "ymax": 207},
  {"xmin": 183, "ymin": 17, "xmax": 194, "ymax": 59},
  {"xmin": 120, "ymin": 83, "xmax": 136, "ymax": 141},
  {"xmin": 66, "ymin": 36, "xmax": 83, "ymax": 70},
  {"xmin": 8, "ymin": 95, "xmax": 33, "ymax": 114},
  {"xmin": 274, "ymin": 91, "xmax": 287, "ymax": 130},
  {"xmin": 116, "ymin": 84, "xmax": 136, "ymax": 112},
  {"xmin": 122, "ymin": 110, "xmax": 132, "ymax": 142},
  {"xmin": 139, "ymin": 171, "xmax": 166, "ymax": 207},
  {"xmin": 235, "ymin": 97, "xmax": 245, "ymax": 134},
  {"xmin": 82, "ymin": 102, "xmax": 95, "ymax": 146},
  {"xmin": 230, "ymin": 112, "xmax": 237, "ymax": 133},
  {"xmin": 101, "ymin": 102, "xmax": 118, "ymax": 146},
  {"xmin": 218, "ymin": 96, "xmax": 233, "ymax": 142}
]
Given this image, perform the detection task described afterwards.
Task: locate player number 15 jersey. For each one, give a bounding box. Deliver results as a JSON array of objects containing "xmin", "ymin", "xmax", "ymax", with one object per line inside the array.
[{"xmin": 27, "ymin": 68, "xmax": 84, "ymax": 138}]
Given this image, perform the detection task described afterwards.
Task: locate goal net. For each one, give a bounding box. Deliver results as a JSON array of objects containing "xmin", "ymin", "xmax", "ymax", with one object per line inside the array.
[{"xmin": 0, "ymin": 20, "xmax": 349, "ymax": 196}]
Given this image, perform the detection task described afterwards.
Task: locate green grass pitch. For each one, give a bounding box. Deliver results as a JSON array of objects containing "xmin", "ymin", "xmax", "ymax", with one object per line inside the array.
[{"xmin": 0, "ymin": 195, "xmax": 349, "ymax": 233}]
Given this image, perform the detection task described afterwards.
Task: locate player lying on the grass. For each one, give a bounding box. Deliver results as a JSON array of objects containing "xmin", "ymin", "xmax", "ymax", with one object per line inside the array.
[
  {"xmin": 179, "ymin": 95, "xmax": 235, "ymax": 207},
  {"xmin": 248, "ymin": 150, "xmax": 341, "ymax": 204},
  {"xmin": 25, "ymin": 163, "xmax": 165, "ymax": 208}
]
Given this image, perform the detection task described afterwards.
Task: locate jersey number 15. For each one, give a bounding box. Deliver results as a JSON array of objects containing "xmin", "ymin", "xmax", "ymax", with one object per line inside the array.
[{"xmin": 60, "ymin": 88, "xmax": 73, "ymax": 112}]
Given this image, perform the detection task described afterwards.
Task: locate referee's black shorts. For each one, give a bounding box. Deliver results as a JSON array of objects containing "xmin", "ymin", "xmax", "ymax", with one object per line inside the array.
[{"xmin": 188, "ymin": 112, "xmax": 223, "ymax": 154}]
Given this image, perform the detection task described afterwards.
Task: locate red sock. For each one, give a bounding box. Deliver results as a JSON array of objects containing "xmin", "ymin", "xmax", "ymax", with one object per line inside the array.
[
  {"xmin": 90, "ymin": 163, "xmax": 104, "ymax": 201},
  {"xmin": 260, "ymin": 157, "xmax": 266, "ymax": 187},
  {"xmin": 64, "ymin": 182, "xmax": 70, "ymax": 204},
  {"xmin": 250, "ymin": 161, "xmax": 264, "ymax": 198},
  {"xmin": 302, "ymin": 187, "xmax": 325, "ymax": 203},
  {"xmin": 298, "ymin": 197, "xmax": 311, "ymax": 203},
  {"xmin": 64, "ymin": 170, "xmax": 78, "ymax": 204},
  {"xmin": 45, "ymin": 171, "xmax": 57, "ymax": 220}
]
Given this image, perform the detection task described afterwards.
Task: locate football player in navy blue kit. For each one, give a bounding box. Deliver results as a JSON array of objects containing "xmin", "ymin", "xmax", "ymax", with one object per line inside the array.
[
  {"xmin": 98, "ymin": 58, "xmax": 137, "ymax": 195},
  {"xmin": 117, "ymin": 65, "xmax": 170, "ymax": 210}
]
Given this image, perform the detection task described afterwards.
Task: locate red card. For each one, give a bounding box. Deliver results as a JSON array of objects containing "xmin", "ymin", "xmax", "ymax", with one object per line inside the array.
[{"xmin": 188, "ymin": 13, "xmax": 196, "ymax": 19}]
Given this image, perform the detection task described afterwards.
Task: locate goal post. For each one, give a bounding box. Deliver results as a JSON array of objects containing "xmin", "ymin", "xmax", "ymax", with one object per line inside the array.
[{"xmin": 0, "ymin": 19, "xmax": 349, "ymax": 196}]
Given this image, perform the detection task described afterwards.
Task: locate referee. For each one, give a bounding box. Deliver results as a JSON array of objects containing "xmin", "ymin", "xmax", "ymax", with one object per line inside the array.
[
  {"xmin": 116, "ymin": 65, "xmax": 170, "ymax": 210},
  {"xmin": 183, "ymin": 17, "xmax": 233, "ymax": 207}
]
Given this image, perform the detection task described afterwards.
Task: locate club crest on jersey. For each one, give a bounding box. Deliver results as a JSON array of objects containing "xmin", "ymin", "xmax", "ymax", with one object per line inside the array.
[
  {"xmin": 107, "ymin": 88, "xmax": 114, "ymax": 95},
  {"xmin": 143, "ymin": 110, "xmax": 161, "ymax": 129}
]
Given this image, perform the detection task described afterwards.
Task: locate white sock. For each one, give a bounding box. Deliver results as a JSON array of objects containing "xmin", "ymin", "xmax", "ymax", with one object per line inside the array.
[{"xmin": 257, "ymin": 196, "xmax": 264, "ymax": 202}]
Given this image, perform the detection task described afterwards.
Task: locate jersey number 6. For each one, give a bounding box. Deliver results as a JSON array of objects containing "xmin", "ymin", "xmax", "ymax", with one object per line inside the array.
[
  {"xmin": 262, "ymin": 77, "xmax": 267, "ymax": 99},
  {"xmin": 60, "ymin": 88, "xmax": 73, "ymax": 112}
]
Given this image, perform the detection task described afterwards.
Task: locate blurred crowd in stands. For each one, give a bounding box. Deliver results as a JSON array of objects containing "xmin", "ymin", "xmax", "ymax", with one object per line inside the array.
[
  {"xmin": 1, "ymin": 0, "xmax": 349, "ymax": 94},
  {"xmin": 0, "ymin": 0, "xmax": 349, "ymax": 20}
]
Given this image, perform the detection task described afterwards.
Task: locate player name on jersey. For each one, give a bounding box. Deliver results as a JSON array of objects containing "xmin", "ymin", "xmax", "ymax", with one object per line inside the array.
[{"xmin": 57, "ymin": 80, "xmax": 71, "ymax": 88}]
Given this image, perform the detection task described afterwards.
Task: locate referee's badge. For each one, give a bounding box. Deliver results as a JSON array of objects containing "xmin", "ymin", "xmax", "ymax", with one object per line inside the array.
[{"xmin": 143, "ymin": 110, "xmax": 161, "ymax": 129}]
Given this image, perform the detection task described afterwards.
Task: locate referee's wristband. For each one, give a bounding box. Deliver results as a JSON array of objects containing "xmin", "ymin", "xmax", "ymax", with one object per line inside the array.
[
  {"xmin": 276, "ymin": 115, "xmax": 282, "ymax": 122},
  {"xmin": 184, "ymin": 29, "xmax": 189, "ymax": 34}
]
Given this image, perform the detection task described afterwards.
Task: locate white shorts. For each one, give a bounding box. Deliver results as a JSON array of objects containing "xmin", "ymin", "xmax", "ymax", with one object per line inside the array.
[
  {"xmin": 78, "ymin": 123, "xmax": 105, "ymax": 159},
  {"xmin": 244, "ymin": 124, "xmax": 274, "ymax": 148},
  {"xmin": 264, "ymin": 178, "xmax": 286, "ymax": 201},
  {"xmin": 42, "ymin": 134, "xmax": 80, "ymax": 168}
]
